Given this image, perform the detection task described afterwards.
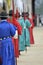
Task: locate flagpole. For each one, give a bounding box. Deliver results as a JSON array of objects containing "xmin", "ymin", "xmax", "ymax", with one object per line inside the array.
[
  {"xmin": 12, "ymin": 0, "xmax": 14, "ymax": 17},
  {"xmin": 3, "ymin": 0, "xmax": 6, "ymax": 11},
  {"xmin": 12, "ymin": 0, "xmax": 17, "ymax": 65}
]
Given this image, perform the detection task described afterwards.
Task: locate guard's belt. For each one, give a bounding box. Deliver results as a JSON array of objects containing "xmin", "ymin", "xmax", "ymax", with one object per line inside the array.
[{"xmin": 0, "ymin": 36, "xmax": 11, "ymax": 40}]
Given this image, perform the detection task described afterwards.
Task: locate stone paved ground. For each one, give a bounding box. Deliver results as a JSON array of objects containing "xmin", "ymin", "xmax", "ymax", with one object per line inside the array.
[{"xmin": 17, "ymin": 27, "xmax": 43, "ymax": 65}]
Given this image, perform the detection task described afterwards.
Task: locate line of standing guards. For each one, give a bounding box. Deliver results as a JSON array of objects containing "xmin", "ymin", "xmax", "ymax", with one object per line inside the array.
[{"xmin": 0, "ymin": 10, "xmax": 34, "ymax": 65}]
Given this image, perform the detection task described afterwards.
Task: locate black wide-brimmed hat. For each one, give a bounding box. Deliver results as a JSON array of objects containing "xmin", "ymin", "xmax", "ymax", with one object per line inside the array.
[
  {"xmin": 22, "ymin": 12, "xmax": 29, "ymax": 17},
  {"xmin": 22, "ymin": 12, "xmax": 25, "ymax": 17},
  {"xmin": 25, "ymin": 12, "xmax": 29, "ymax": 16},
  {"xmin": 9, "ymin": 10, "xmax": 13, "ymax": 16},
  {"xmin": 0, "ymin": 11, "xmax": 8, "ymax": 19}
]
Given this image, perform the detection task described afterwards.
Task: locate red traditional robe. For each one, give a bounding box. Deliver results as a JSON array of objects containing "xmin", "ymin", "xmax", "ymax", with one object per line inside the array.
[
  {"xmin": 28, "ymin": 18, "xmax": 34, "ymax": 44},
  {"xmin": 7, "ymin": 17, "xmax": 22, "ymax": 57}
]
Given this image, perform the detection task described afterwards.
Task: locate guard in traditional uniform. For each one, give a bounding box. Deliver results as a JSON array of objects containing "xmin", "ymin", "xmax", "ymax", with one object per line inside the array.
[
  {"xmin": 16, "ymin": 12, "xmax": 31, "ymax": 53},
  {"xmin": 22, "ymin": 12, "xmax": 31, "ymax": 48},
  {"xmin": 26, "ymin": 12, "xmax": 34, "ymax": 44},
  {"xmin": 0, "ymin": 11, "xmax": 17, "ymax": 65},
  {"xmin": 15, "ymin": 11, "xmax": 26, "ymax": 52},
  {"xmin": 7, "ymin": 10, "xmax": 22, "ymax": 65}
]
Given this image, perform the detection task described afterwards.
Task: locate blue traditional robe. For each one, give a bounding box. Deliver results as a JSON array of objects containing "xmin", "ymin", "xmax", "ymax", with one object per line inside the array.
[{"xmin": 0, "ymin": 20, "xmax": 17, "ymax": 65}]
